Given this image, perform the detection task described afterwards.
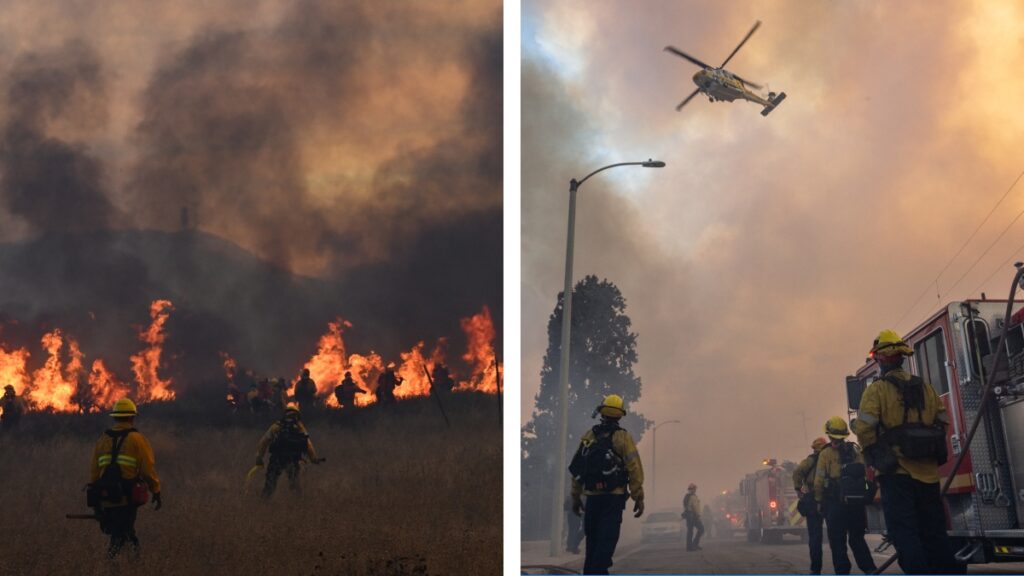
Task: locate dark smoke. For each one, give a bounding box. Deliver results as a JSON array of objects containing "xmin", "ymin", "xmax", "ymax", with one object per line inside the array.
[
  {"xmin": 0, "ymin": 41, "xmax": 115, "ymax": 233},
  {"xmin": 0, "ymin": 1, "xmax": 502, "ymax": 401}
]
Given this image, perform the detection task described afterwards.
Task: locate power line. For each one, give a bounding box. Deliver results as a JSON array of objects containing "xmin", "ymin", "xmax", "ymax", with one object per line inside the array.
[
  {"xmin": 893, "ymin": 168, "xmax": 1024, "ymax": 330},
  {"xmin": 941, "ymin": 195, "xmax": 1024, "ymax": 299},
  {"xmin": 967, "ymin": 233, "xmax": 1024, "ymax": 299}
]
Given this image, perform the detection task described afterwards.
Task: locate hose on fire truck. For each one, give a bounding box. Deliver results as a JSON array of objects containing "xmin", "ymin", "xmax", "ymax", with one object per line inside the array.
[{"xmin": 873, "ymin": 262, "xmax": 1024, "ymax": 574}]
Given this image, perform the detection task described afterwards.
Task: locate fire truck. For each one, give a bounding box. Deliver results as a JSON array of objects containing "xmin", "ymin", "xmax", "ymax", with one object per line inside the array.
[
  {"xmin": 845, "ymin": 298, "xmax": 1024, "ymax": 564},
  {"xmin": 739, "ymin": 459, "xmax": 806, "ymax": 543},
  {"xmin": 711, "ymin": 489, "xmax": 747, "ymax": 538}
]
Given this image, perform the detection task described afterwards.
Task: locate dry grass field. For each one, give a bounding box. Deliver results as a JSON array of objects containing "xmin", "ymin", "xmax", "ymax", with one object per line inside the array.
[{"xmin": 0, "ymin": 394, "xmax": 501, "ymax": 575}]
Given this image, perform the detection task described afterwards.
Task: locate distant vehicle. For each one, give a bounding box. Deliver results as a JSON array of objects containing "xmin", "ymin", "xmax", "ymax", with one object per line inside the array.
[
  {"xmin": 740, "ymin": 458, "xmax": 806, "ymax": 544},
  {"xmin": 711, "ymin": 489, "xmax": 747, "ymax": 539},
  {"xmin": 642, "ymin": 511, "xmax": 684, "ymax": 543},
  {"xmin": 664, "ymin": 20, "xmax": 786, "ymax": 116},
  {"xmin": 845, "ymin": 297, "xmax": 1024, "ymax": 564}
]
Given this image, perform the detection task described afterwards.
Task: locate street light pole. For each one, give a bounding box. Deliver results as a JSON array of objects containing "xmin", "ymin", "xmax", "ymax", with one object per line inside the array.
[
  {"xmin": 549, "ymin": 159, "xmax": 665, "ymax": 557},
  {"xmin": 652, "ymin": 419, "xmax": 680, "ymax": 507}
]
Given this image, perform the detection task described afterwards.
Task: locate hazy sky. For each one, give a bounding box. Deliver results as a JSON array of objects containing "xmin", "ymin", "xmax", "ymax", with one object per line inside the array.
[{"xmin": 522, "ymin": 0, "xmax": 1024, "ymax": 508}]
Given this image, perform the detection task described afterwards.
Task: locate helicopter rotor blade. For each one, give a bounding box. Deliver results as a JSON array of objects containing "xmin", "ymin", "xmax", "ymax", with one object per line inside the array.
[
  {"xmin": 675, "ymin": 88, "xmax": 701, "ymax": 112},
  {"xmin": 732, "ymin": 73, "xmax": 763, "ymax": 90},
  {"xmin": 719, "ymin": 20, "xmax": 761, "ymax": 68},
  {"xmin": 664, "ymin": 46, "xmax": 714, "ymax": 70}
]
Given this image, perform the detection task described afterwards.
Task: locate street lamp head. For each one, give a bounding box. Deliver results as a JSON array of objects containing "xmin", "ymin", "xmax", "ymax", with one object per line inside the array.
[{"xmin": 642, "ymin": 159, "xmax": 666, "ymax": 168}]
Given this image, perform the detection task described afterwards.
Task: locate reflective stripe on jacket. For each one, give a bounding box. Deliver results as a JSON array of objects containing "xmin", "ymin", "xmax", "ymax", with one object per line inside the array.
[{"xmin": 90, "ymin": 422, "xmax": 161, "ymax": 494}]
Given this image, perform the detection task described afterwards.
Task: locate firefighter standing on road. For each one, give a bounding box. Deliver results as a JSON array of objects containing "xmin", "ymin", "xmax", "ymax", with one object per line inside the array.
[
  {"xmin": 852, "ymin": 329, "xmax": 959, "ymax": 574},
  {"xmin": 256, "ymin": 403, "xmax": 322, "ymax": 498},
  {"xmin": 682, "ymin": 483, "xmax": 704, "ymax": 551},
  {"xmin": 569, "ymin": 394, "xmax": 644, "ymax": 575},
  {"xmin": 794, "ymin": 437, "xmax": 828, "ymax": 575},
  {"xmin": 1, "ymin": 384, "xmax": 26, "ymax": 433},
  {"xmin": 89, "ymin": 398, "xmax": 162, "ymax": 558},
  {"xmin": 813, "ymin": 417, "xmax": 876, "ymax": 575}
]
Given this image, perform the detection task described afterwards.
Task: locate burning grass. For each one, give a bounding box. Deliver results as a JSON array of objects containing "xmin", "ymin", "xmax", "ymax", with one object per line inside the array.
[{"xmin": 0, "ymin": 393, "xmax": 501, "ymax": 575}]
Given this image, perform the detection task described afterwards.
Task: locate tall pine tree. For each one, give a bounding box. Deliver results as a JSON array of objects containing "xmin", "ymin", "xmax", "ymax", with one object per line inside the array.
[{"xmin": 521, "ymin": 275, "xmax": 649, "ymax": 537}]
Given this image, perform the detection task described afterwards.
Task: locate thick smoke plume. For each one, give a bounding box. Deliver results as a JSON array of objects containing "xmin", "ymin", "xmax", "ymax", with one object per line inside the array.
[{"xmin": 0, "ymin": 0, "xmax": 502, "ymax": 400}]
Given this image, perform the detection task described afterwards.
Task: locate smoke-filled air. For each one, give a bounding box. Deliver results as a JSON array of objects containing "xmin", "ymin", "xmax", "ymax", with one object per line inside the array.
[
  {"xmin": 0, "ymin": 1, "xmax": 501, "ymax": 574},
  {"xmin": 522, "ymin": 0, "xmax": 1024, "ymax": 569}
]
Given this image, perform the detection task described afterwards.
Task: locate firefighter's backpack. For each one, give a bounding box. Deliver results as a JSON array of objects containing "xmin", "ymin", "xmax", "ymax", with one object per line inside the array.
[
  {"xmin": 883, "ymin": 374, "xmax": 948, "ymax": 464},
  {"xmin": 568, "ymin": 424, "xmax": 628, "ymax": 492},
  {"xmin": 87, "ymin": 428, "xmax": 137, "ymax": 507},
  {"xmin": 837, "ymin": 443, "xmax": 869, "ymax": 504},
  {"xmin": 270, "ymin": 420, "xmax": 309, "ymax": 456}
]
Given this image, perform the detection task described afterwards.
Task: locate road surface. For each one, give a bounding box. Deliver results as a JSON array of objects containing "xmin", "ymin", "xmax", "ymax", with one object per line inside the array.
[{"xmin": 523, "ymin": 534, "xmax": 1024, "ymax": 574}]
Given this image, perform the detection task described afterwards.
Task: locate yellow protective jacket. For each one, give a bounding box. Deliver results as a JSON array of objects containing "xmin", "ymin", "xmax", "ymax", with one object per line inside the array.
[
  {"xmin": 570, "ymin": 425, "xmax": 644, "ymax": 502},
  {"xmin": 257, "ymin": 420, "xmax": 318, "ymax": 460},
  {"xmin": 793, "ymin": 451, "xmax": 820, "ymax": 493},
  {"xmin": 90, "ymin": 422, "xmax": 161, "ymax": 503},
  {"xmin": 813, "ymin": 441, "xmax": 864, "ymax": 502},
  {"xmin": 683, "ymin": 492, "xmax": 701, "ymax": 519},
  {"xmin": 852, "ymin": 368, "xmax": 948, "ymax": 484}
]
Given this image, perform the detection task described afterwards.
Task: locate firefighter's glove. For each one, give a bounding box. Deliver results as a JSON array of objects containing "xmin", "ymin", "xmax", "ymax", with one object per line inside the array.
[
  {"xmin": 633, "ymin": 498, "xmax": 645, "ymax": 518},
  {"xmin": 572, "ymin": 498, "xmax": 584, "ymax": 517},
  {"xmin": 152, "ymin": 492, "xmax": 162, "ymax": 511}
]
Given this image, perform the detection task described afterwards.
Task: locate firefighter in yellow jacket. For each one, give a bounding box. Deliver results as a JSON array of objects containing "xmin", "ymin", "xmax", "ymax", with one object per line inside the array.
[
  {"xmin": 813, "ymin": 418, "xmax": 876, "ymax": 575},
  {"xmin": 569, "ymin": 394, "xmax": 644, "ymax": 575},
  {"xmin": 793, "ymin": 437, "xmax": 828, "ymax": 575},
  {"xmin": 852, "ymin": 329, "xmax": 958, "ymax": 574},
  {"xmin": 89, "ymin": 398, "xmax": 161, "ymax": 558},
  {"xmin": 682, "ymin": 483, "xmax": 704, "ymax": 551},
  {"xmin": 256, "ymin": 403, "xmax": 322, "ymax": 498}
]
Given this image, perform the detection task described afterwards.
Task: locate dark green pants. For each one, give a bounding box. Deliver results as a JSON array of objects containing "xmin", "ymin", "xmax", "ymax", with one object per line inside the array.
[{"xmin": 583, "ymin": 494, "xmax": 627, "ymax": 575}]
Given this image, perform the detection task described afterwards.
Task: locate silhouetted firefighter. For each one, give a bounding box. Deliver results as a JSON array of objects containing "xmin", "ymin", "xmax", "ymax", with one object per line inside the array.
[
  {"xmin": 431, "ymin": 364, "xmax": 455, "ymax": 394},
  {"xmin": 376, "ymin": 364, "xmax": 402, "ymax": 405},
  {"xmin": 1, "ymin": 385, "xmax": 26, "ymax": 433},
  {"xmin": 294, "ymin": 369, "xmax": 317, "ymax": 408},
  {"xmin": 334, "ymin": 371, "xmax": 359, "ymax": 408},
  {"xmin": 255, "ymin": 404, "xmax": 323, "ymax": 498}
]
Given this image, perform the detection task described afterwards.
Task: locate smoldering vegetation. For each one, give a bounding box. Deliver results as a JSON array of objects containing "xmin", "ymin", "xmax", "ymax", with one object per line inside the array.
[{"xmin": 0, "ymin": 394, "xmax": 501, "ymax": 576}]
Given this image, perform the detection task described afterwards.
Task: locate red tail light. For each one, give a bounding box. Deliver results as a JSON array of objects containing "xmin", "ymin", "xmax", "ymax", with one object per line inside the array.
[{"xmin": 769, "ymin": 500, "xmax": 777, "ymax": 510}]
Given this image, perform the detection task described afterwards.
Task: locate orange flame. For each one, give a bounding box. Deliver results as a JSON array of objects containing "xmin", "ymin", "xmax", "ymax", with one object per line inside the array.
[
  {"xmin": 300, "ymin": 319, "xmax": 383, "ymax": 407},
  {"xmin": 131, "ymin": 299, "xmax": 175, "ymax": 402},
  {"xmin": 394, "ymin": 341, "xmax": 433, "ymax": 399},
  {"xmin": 219, "ymin": 351, "xmax": 237, "ymax": 382},
  {"xmin": 457, "ymin": 306, "xmax": 500, "ymax": 393},
  {"xmin": 88, "ymin": 359, "xmax": 130, "ymax": 412},
  {"xmin": 27, "ymin": 329, "xmax": 84, "ymax": 411},
  {"xmin": 0, "ymin": 345, "xmax": 31, "ymax": 395}
]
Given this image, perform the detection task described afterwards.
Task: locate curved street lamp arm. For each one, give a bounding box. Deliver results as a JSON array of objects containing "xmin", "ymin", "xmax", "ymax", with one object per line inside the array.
[{"xmin": 575, "ymin": 162, "xmax": 648, "ymax": 188}]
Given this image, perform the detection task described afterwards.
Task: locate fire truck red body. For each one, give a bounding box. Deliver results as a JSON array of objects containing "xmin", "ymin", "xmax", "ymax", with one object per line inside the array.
[
  {"xmin": 739, "ymin": 459, "xmax": 806, "ymax": 544},
  {"xmin": 846, "ymin": 300, "xmax": 1024, "ymax": 563}
]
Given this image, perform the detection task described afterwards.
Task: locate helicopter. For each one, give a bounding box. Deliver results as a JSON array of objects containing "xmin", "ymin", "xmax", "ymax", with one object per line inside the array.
[{"xmin": 664, "ymin": 20, "xmax": 786, "ymax": 116}]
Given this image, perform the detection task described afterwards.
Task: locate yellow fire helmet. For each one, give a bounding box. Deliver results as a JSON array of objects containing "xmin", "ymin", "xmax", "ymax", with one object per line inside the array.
[
  {"xmin": 110, "ymin": 398, "xmax": 138, "ymax": 418},
  {"xmin": 825, "ymin": 416, "xmax": 849, "ymax": 439},
  {"xmin": 284, "ymin": 403, "xmax": 301, "ymax": 417},
  {"xmin": 871, "ymin": 329, "xmax": 914, "ymax": 358},
  {"xmin": 811, "ymin": 437, "xmax": 829, "ymax": 451},
  {"xmin": 597, "ymin": 394, "xmax": 626, "ymax": 418}
]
